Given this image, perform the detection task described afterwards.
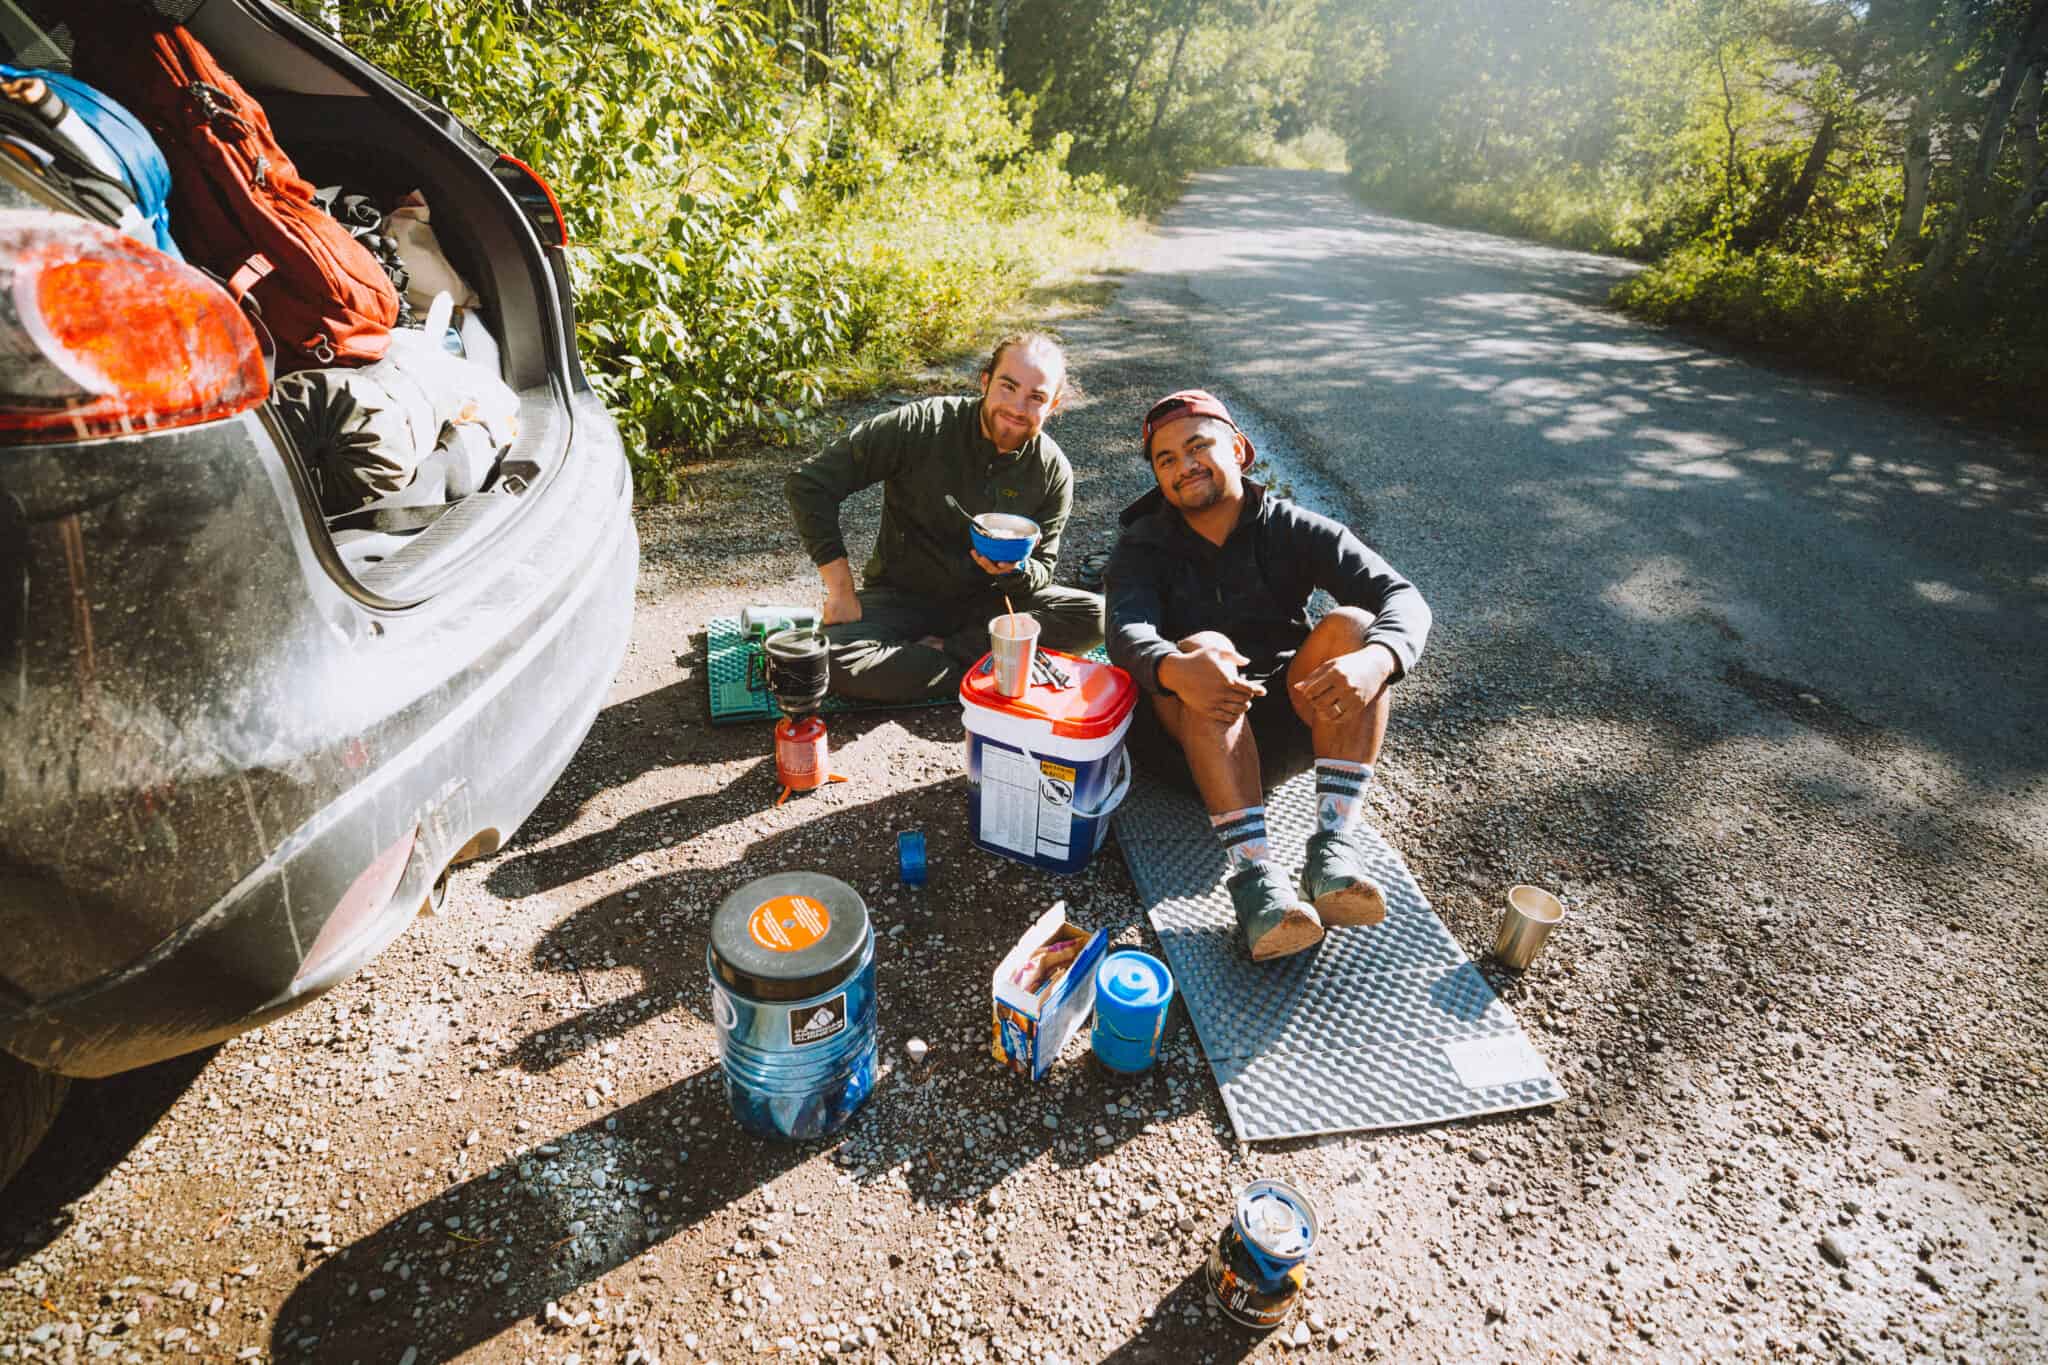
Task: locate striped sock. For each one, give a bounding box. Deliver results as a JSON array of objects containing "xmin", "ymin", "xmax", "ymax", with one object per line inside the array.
[
  {"xmin": 1315, "ymin": 759, "xmax": 1373, "ymax": 835},
  {"xmin": 1209, "ymin": 806, "xmax": 1271, "ymax": 869}
]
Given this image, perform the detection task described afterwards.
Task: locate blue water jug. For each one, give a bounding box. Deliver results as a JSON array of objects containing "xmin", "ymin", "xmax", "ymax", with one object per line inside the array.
[
  {"xmin": 708, "ymin": 872, "xmax": 877, "ymax": 1140},
  {"xmin": 1090, "ymin": 949, "xmax": 1174, "ymax": 1075}
]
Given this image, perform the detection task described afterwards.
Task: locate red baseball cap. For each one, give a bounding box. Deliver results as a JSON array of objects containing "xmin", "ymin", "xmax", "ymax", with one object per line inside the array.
[{"xmin": 1140, "ymin": 388, "xmax": 1256, "ymax": 463}]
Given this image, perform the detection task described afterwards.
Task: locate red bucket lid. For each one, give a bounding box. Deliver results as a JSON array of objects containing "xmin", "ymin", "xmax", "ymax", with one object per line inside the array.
[{"xmin": 959, "ymin": 649, "xmax": 1136, "ymax": 740}]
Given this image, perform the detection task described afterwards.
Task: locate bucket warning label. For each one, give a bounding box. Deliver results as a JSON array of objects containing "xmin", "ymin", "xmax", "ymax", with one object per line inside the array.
[
  {"xmin": 788, "ymin": 992, "xmax": 848, "ymax": 1047},
  {"xmin": 749, "ymin": 894, "xmax": 830, "ymax": 952},
  {"xmin": 977, "ymin": 746, "xmax": 1077, "ymax": 859},
  {"xmin": 978, "ymin": 745, "xmax": 1042, "ymax": 856}
]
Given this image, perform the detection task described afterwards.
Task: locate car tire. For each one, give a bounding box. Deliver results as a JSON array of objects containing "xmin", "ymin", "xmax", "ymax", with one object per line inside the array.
[{"xmin": 0, "ymin": 1052, "xmax": 70, "ymax": 1192}]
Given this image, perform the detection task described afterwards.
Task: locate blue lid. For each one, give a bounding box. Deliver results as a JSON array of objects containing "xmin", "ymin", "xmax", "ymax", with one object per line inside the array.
[{"xmin": 1095, "ymin": 950, "xmax": 1174, "ymax": 1031}]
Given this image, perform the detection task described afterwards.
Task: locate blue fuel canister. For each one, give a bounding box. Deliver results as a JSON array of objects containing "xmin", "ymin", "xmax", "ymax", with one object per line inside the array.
[
  {"xmin": 708, "ymin": 872, "xmax": 877, "ymax": 1140},
  {"xmin": 1205, "ymin": 1179, "xmax": 1319, "ymax": 1327},
  {"xmin": 1090, "ymin": 949, "xmax": 1174, "ymax": 1076}
]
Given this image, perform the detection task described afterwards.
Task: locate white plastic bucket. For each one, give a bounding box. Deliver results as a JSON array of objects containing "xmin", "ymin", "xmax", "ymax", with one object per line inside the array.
[{"xmin": 959, "ymin": 652, "xmax": 1136, "ymax": 875}]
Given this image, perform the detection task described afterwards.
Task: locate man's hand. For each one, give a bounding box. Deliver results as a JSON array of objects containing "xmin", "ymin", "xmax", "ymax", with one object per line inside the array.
[
  {"xmin": 1158, "ymin": 643, "xmax": 1266, "ymax": 725},
  {"xmin": 1292, "ymin": 644, "xmax": 1395, "ymax": 725},
  {"xmin": 818, "ymin": 558, "xmax": 861, "ymax": 626},
  {"xmin": 970, "ymin": 549, "xmax": 1013, "ymax": 577}
]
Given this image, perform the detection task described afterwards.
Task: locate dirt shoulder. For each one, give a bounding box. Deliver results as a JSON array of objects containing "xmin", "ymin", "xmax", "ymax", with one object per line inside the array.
[{"xmin": 4, "ymin": 253, "xmax": 2045, "ymax": 1365}]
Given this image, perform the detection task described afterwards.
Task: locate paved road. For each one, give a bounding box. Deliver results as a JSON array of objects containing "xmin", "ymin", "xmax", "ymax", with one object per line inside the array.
[
  {"xmin": 6, "ymin": 167, "xmax": 2042, "ymax": 1364},
  {"xmin": 1043, "ymin": 165, "xmax": 2048, "ymax": 1355},
  {"xmin": 1117, "ymin": 167, "xmax": 2047, "ymax": 860}
]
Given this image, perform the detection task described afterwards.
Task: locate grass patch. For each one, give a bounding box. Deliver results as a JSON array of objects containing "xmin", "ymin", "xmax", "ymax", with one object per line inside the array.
[
  {"xmin": 1355, "ymin": 172, "xmax": 1650, "ymax": 258},
  {"xmin": 344, "ymin": 0, "xmax": 1134, "ymax": 500},
  {"xmin": 1352, "ymin": 173, "xmax": 2048, "ymax": 431},
  {"xmin": 1613, "ymin": 244, "xmax": 2048, "ymax": 427}
]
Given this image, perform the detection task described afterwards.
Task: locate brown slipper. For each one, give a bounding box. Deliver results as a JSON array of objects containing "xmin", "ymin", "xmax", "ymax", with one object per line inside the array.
[
  {"xmin": 1229, "ymin": 861, "xmax": 1326, "ymax": 961},
  {"xmin": 1301, "ymin": 830, "xmax": 1389, "ymax": 927},
  {"xmin": 1249, "ymin": 905, "xmax": 1327, "ymax": 961}
]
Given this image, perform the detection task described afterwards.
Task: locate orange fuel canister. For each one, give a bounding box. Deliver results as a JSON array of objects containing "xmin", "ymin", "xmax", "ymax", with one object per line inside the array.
[{"xmin": 774, "ymin": 714, "xmax": 830, "ymax": 793}]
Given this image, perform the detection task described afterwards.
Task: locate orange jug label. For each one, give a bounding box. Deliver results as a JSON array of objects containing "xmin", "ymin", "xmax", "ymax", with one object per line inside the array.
[{"xmin": 749, "ymin": 894, "xmax": 830, "ymax": 952}]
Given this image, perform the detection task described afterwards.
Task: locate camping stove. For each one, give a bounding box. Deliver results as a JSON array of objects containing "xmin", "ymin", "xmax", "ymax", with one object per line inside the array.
[{"xmin": 762, "ymin": 626, "xmax": 845, "ymax": 806}]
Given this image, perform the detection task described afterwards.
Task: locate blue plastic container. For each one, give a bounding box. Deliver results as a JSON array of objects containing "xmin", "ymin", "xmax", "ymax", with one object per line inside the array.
[
  {"xmin": 1090, "ymin": 949, "xmax": 1174, "ymax": 1075},
  {"xmin": 897, "ymin": 830, "xmax": 926, "ymax": 886},
  {"xmin": 968, "ymin": 512, "xmax": 1040, "ymax": 565},
  {"xmin": 708, "ymin": 872, "xmax": 877, "ymax": 1140}
]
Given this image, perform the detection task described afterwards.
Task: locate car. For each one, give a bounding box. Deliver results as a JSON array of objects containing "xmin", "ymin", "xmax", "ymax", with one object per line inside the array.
[{"xmin": 0, "ymin": 0, "xmax": 638, "ymax": 1187}]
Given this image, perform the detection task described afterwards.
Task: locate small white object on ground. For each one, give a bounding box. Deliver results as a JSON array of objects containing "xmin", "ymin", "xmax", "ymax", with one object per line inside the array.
[{"xmin": 906, "ymin": 1037, "xmax": 929, "ymax": 1063}]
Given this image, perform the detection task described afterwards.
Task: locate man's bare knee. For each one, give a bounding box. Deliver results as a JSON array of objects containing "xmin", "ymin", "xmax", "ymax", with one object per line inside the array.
[
  {"xmin": 1152, "ymin": 689, "xmax": 1246, "ymax": 747},
  {"xmin": 1295, "ymin": 607, "xmax": 1375, "ymax": 670},
  {"xmin": 1309, "ymin": 606, "xmax": 1375, "ymax": 644}
]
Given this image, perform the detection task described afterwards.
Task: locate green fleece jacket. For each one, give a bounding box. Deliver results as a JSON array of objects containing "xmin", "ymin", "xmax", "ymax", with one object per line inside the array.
[{"xmin": 785, "ymin": 395, "xmax": 1072, "ymax": 599}]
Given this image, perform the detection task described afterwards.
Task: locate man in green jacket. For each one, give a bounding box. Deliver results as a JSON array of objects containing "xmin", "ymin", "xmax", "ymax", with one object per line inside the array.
[{"xmin": 785, "ymin": 332, "xmax": 1104, "ymax": 703}]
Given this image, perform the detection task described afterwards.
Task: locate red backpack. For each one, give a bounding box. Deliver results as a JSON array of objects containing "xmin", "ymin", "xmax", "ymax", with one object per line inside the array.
[{"xmin": 72, "ymin": 16, "xmax": 397, "ymax": 368}]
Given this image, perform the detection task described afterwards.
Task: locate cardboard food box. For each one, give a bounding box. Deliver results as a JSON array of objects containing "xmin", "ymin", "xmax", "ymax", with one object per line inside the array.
[{"xmin": 991, "ymin": 901, "xmax": 1109, "ymax": 1081}]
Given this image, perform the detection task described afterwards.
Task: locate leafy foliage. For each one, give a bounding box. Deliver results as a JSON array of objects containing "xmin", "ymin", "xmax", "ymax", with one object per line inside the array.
[
  {"xmin": 1292, "ymin": 0, "xmax": 2048, "ymax": 420},
  {"xmin": 341, "ymin": 0, "xmax": 1123, "ymax": 496},
  {"xmin": 336, "ymin": 0, "xmax": 2048, "ymax": 463},
  {"xmin": 1002, "ymin": 0, "xmax": 1347, "ymax": 211}
]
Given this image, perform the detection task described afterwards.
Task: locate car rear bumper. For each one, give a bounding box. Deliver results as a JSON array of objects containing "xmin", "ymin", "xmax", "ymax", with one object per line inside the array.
[{"xmin": 0, "ymin": 393, "xmax": 637, "ymax": 1078}]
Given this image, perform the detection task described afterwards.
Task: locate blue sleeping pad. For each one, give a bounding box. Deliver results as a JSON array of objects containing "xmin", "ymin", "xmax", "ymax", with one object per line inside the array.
[{"xmin": 0, "ymin": 64, "xmax": 181, "ymax": 259}]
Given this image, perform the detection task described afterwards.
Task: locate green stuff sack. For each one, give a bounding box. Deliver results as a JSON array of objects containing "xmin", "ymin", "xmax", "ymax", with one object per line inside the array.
[{"xmin": 272, "ymin": 363, "xmax": 437, "ymax": 516}]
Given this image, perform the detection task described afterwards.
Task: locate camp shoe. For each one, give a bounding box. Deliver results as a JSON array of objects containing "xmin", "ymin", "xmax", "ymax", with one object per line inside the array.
[
  {"xmin": 1228, "ymin": 860, "xmax": 1325, "ymax": 962},
  {"xmin": 1300, "ymin": 829, "xmax": 1388, "ymax": 927}
]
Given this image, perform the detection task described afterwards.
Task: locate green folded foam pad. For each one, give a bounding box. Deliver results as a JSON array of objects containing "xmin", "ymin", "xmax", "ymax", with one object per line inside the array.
[{"xmin": 705, "ymin": 615, "xmax": 1106, "ymax": 724}]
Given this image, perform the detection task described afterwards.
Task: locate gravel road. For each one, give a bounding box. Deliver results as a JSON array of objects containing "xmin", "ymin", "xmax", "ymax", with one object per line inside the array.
[{"xmin": 3, "ymin": 167, "xmax": 2044, "ymax": 1365}]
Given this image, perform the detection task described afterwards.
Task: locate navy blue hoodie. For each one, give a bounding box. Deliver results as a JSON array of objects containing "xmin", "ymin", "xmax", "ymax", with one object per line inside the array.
[{"xmin": 1105, "ymin": 479, "xmax": 1431, "ymax": 695}]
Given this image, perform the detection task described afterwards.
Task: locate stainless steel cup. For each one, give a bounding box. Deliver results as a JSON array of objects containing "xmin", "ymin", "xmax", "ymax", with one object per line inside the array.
[
  {"xmin": 988, "ymin": 613, "xmax": 1040, "ymax": 698},
  {"xmin": 1491, "ymin": 884, "xmax": 1565, "ymax": 971}
]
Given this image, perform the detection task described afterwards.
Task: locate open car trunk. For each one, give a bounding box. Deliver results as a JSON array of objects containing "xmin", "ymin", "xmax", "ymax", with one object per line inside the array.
[{"xmin": 5, "ymin": 0, "xmax": 583, "ymax": 602}]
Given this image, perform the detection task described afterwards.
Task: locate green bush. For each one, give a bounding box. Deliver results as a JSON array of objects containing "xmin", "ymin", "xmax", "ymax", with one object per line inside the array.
[
  {"xmin": 1354, "ymin": 169, "xmax": 1653, "ymax": 259},
  {"xmin": 343, "ymin": 0, "xmax": 1126, "ymax": 497},
  {"xmin": 1612, "ymin": 244, "xmax": 2047, "ymax": 418}
]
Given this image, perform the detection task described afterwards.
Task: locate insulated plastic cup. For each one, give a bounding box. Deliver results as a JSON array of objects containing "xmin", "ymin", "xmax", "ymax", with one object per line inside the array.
[
  {"xmin": 988, "ymin": 613, "xmax": 1041, "ymax": 699},
  {"xmin": 1091, "ymin": 949, "xmax": 1174, "ymax": 1075},
  {"xmin": 1492, "ymin": 884, "xmax": 1565, "ymax": 971}
]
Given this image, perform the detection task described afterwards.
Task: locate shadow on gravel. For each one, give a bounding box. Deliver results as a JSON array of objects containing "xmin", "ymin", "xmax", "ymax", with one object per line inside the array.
[
  {"xmin": 493, "ymin": 705, "xmax": 1141, "ymax": 1075},
  {"xmin": 1099, "ymin": 1263, "xmax": 1267, "ymax": 1365},
  {"xmin": 489, "ymin": 674, "xmax": 722, "ymax": 854},
  {"xmin": 274, "ymin": 996, "xmax": 1204, "ymax": 1360},
  {"xmin": 486, "ymin": 754, "xmax": 778, "ymax": 902},
  {"xmin": 480, "ymin": 759, "xmax": 1196, "ymax": 1196},
  {"xmin": 0, "ymin": 1048, "xmax": 216, "ymax": 1271},
  {"xmin": 272, "ymin": 1065, "xmax": 797, "ymax": 1362}
]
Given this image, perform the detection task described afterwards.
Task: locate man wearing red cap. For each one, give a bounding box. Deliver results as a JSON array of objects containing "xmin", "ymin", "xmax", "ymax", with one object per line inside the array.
[{"xmin": 1106, "ymin": 389, "xmax": 1432, "ymax": 961}]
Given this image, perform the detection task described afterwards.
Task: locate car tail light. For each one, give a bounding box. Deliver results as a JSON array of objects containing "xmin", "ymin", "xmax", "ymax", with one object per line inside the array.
[
  {"xmin": 290, "ymin": 824, "xmax": 418, "ymax": 994},
  {"xmin": 492, "ymin": 153, "xmax": 569, "ymax": 249},
  {"xmin": 0, "ymin": 213, "xmax": 268, "ymax": 444}
]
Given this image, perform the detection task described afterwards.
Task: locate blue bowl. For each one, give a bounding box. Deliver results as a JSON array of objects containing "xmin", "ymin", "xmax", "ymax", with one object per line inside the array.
[{"xmin": 969, "ymin": 512, "xmax": 1040, "ymax": 565}]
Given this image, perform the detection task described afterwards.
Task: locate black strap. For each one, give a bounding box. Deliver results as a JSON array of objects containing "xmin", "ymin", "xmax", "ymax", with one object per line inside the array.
[
  {"xmin": 326, "ymin": 500, "xmax": 460, "ymax": 535},
  {"xmin": 0, "ymin": 115, "xmax": 134, "ymax": 227},
  {"xmin": 0, "ymin": 1, "xmax": 68, "ymax": 70}
]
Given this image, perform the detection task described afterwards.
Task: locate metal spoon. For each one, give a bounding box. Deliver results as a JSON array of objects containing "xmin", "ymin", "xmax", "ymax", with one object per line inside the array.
[{"xmin": 943, "ymin": 493, "xmax": 983, "ymax": 531}]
